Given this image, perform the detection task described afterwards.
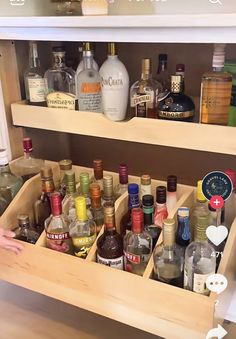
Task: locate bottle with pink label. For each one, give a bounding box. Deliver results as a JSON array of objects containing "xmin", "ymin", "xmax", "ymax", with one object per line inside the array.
[{"xmin": 154, "ymin": 186, "xmax": 168, "ymax": 229}]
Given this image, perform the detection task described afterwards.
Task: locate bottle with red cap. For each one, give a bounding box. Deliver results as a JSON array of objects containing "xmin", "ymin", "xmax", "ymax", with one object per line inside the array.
[
  {"xmin": 13, "ymin": 138, "xmax": 44, "ymax": 182},
  {"xmin": 45, "ymin": 192, "xmax": 72, "ymax": 254},
  {"xmin": 114, "ymin": 164, "xmax": 129, "ymax": 200},
  {"xmin": 224, "ymin": 169, "xmax": 236, "ymax": 228},
  {"xmin": 91, "ymin": 159, "xmax": 104, "ymax": 192},
  {"xmin": 123, "ymin": 208, "xmax": 152, "ymax": 276}
]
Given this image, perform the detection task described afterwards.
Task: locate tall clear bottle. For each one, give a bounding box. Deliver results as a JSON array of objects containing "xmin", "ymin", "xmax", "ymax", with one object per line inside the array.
[
  {"xmin": 24, "ymin": 41, "xmax": 47, "ymax": 106},
  {"xmin": 76, "ymin": 42, "xmax": 99, "ymax": 83},
  {"xmin": 154, "ymin": 186, "xmax": 168, "ymax": 229},
  {"xmin": 156, "ymin": 54, "xmax": 170, "ymax": 91},
  {"xmin": 114, "ymin": 164, "xmax": 129, "ymax": 200},
  {"xmin": 63, "ymin": 170, "xmax": 79, "ymax": 223},
  {"xmin": 166, "ymin": 175, "xmax": 177, "ymax": 214}
]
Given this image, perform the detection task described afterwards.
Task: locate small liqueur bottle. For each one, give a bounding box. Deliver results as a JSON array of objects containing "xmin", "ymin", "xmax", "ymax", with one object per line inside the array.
[
  {"xmin": 44, "ymin": 47, "xmax": 76, "ymax": 110},
  {"xmin": 142, "ymin": 194, "xmax": 161, "ymax": 249},
  {"xmin": 76, "ymin": 42, "xmax": 102, "ymax": 112},
  {"xmin": 69, "ymin": 196, "xmax": 96, "ymax": 258},
  {"xmin": 103, "ymin": 175, "xmax": 115, "ymax": 205},
  {"xmin": 45, "ymin": 192, "xmax": 72, "ymax": 254},
  {"xmin": 224, "ymin": 169, "xmax": 236, "ymax": 228},
  {"xmin": 140, "ymin": 174, "xmax": 152, "ymax": 201},
  {"xmin": 79, "ymin": 172, "xmax": 91, "ymax": 208},
  {"xmin": 154, "ymin": 186, "xmax": 168, "ymax": 229},
  {"xmin": 97, "ymin": 202, "xmax": 123, "ymax": 270},
  {"xmin": 76, "ymin": 42, "xmax": 99, "ymax": 76},
  {"xmin": 184, "ymin": 215, "xmax": 216, "ymax": 296},
  {"xmin": 130, "ymin": 58, "xmax": 163, "ymax": 119},
  {"xmin": 24, "ymin": 41, "xmax": 47, "ymax": 106},
  {"xmin": 158, "ymin": 75, "xmax": 195, "ymax": 121},
  {"xmin": 0, "ymin": 149, "xmax": 23, "ymax": 216},
  {"xmin": 58, "ymin": 159, "xmax": 73, "ymax": 199},
  {"xmin": 34, "ymin": 166, "xmax": 55, "ymax": 234},
  {"xmin": 12, "ymin": 138, "xmax": 44, "ymax": 182},
  {"xmin": 124, "ymin": 208, "xmax": 152, "ymax": 276},
  {"xmin": 166, "ymin": 175, "xmax": 177, "ymax": 214},
  {"xmin": 176, "ymin": 207, "xmax": 191, "ymax": 252},
  {"xmin": 156, "ymin": 53, "xmax": 170, "ymax": 91},
  {"xmin": 91, "ymin": 159, "xmax": 103, "ymax": 192},
  {"xmin": 90, "ymin": 183, "xmax": 104, "ymax": 234},
  {"xmin": 176, "ymin": 64, "xmax": 185, "ymax": 92},
  {"xmin": 120, "ymin": 183, "xmax": 140, "ymax": 236},
  {"xmin": 200, "ymin": 44, "xmax": 232, "ymax": 125},
  {"xmin": 153, "ymin": 218, "xmax": 183, "ymax": 287},
  {"xmin": 63, "ymin": 170, "xmax": 79, "ymax": 223},
  {"xmin": 99, "ymin": 42, "xmax": 129, "ymax": 121},
  {"xmin": 15, "ymin": 214, "xmax": 39, "ymax": 244},
  {"xmin": 114, "ymin": 164, "xmax": 128, "ymax": 200}
]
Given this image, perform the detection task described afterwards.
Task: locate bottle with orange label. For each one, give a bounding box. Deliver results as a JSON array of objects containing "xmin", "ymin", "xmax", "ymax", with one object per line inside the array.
[{"xmin": 76, "ymin": 43, "xmax": 102, "ymax": 113}]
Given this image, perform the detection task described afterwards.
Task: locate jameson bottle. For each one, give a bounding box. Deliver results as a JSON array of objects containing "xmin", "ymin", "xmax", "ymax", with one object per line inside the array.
[
  {"xmin": 97, "ymin": 203, "xmax": 123, "ymax": 270},
  {"xmin": 59, "ymin": 159, "xmax": 73, "ymax": 199},
  {"xmin": 154, "ymin": 186, "xmax": 168, "ymax": 229},
  {"xmin": 114, "ymin": 164, "xmax": 128, "ymax": 200},
  {"xmin": 142, "ymin": 194, "xmax": 161, "ymax": 249},
  {"xmin": 90, "ymin": 183, "xmax": 104, "ymax": 234},
  {"xmin": 45, "ymin": 192, "xmax": 72, "ymax": 254}
]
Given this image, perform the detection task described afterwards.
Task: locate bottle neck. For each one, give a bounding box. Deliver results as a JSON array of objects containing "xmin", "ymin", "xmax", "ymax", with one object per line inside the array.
[
  {"xmin": 163, "ymin": 228, "xmax": 175, "ymax": 247},
  {"xmin": 23, "ymin": 151, "xmax": 32, "ymax": 159},
  {"xmin": 83, "ymin": 55, "xmax": 94, "ymax": 70},
  {"xmin": 66, "ymin": 180, "xmax": 76, "ymax": 195},
  {"xmin": 53, "ymin": 53, "xmax": 66, "ymax": 69},
  {"xmin": 41, "ymin": 178, "xmax": 55, "ymax": 194},
  {"xmin": 94, "ymin": 169, "xmax": 103, "ymax": 181},
  {"xmin": 158, "ymin": 60, "xmax": 167, "ymax": 73},
  {"xmin": 29, "ymin": 42, "xmax": 40, "ymax": 69},
  {"xmin": 0, "ymin": 163, "xmax": 10, "ymax": 174},
  {"xmin": 128, "ymin": 192, "xmax": 140, "ymax": 210},
  {"xmin": 76, "ymin": 204, "xmax": 87, "ymax": 222},
  {"xmin": 80, "ymin": 182, "xmax": 89, "ymax": 195},
  {"xmin": 141, "ymin": 72, "xmax": 151, "ymax": 81},
  {"xmin": 143, "ymin": 205, "xmax": 154, "ymax": 225},
  {"xmin": 91, "ymin": 195, "xmax": 101, "ymax": 209},
  {"xmin": 104, "ymin": 213, "xmax": 116, "ymax": 232}
]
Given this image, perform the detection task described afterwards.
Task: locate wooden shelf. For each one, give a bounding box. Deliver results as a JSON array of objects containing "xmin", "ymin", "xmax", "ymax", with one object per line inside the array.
[{"xmin": 12, "ymin": 101, "xmax": 236, "ymax": 156}]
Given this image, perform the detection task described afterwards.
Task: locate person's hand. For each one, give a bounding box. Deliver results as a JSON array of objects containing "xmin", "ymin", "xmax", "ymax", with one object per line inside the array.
[{"xmin": 0, "ymin": 228, "xmax": 23, "ymax": 254}]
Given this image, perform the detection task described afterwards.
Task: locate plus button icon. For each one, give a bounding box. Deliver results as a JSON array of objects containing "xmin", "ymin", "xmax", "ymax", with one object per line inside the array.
[{"xmin": 210, "ymin": 195, "xmax": 224, "ymax": 210}]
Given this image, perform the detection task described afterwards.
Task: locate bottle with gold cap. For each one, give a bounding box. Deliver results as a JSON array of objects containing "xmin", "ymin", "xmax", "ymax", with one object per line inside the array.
[
  {"xmin": 76, "ymin": 42, "xmax": 99, "ymax": 79},
  {"xmin": 102, "ymin": 175, "xmax": 115, "ymax": 205},
  {"xmin": 157, "ymin": 74, "xmax": 195, "ymax": 121},
  {"xmin": 91, "ymin": 159, "xmax": 104, "ymax": 192},
  {"xmin": 34, "ymin": 166, "xmax": 55, "ymax": 234},
  {"xmin": 97, "ymin": 202, "xmax": 123, "ymax": 270},
  {"xmin": 130, "ymin": 58, "xmax": 162, "ymax": 119},
  {"xmin": 140, "ymin": 174, "xmax": 151, "ymax": 201},
  {"xmin": 99, "ymin": 42, "xmax": 129, "ymax": 121},
  {"xmin": 15, "ymin": 214, "xmax": 39, "ymax": 244},
  {"xmin": 69, "ymin": 196, "xmax": 96, "ymax": 258},
  {"xmin": 78, "ymin": 172, "xmax": 91, "ymax": 208},
  {"xmin": 59, "ymin": 159, "xmax": 73, "ymax": 199},
  {"xmin": 63, "ymin": 170, "xmax": 79, "ymax": 223},
  {"xmin": 90, "ymin": 183, "xmax": 104, "ymax": 234}
]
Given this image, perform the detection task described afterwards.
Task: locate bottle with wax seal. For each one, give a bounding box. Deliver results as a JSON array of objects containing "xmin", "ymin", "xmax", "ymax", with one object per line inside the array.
[
  {"xmin": 166, "ymin": 175, "xmax": 177, "ymax": 214},
  {"xmin": 114, "ymin": 164, "xmax": 129, "ymax": 200},
  {"xmin": 90, "ymin": 183, "xmax": 104, "ymax": 234},
  {"xmin": 154, "ymin": 186, "xmax": 168, "ymax": 229},
  {"xmin": 140, "ymin": 174, "xmax": 152, "ymax": 201}
]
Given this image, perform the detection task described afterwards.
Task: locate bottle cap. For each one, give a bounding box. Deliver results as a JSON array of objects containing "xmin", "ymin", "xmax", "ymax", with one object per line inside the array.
[
  {"xmin": 141, "ymin": 174, "xmax": 151, "ymax": 186},
  {"xmin": 84, "ymin": 42, "xmax": 92, "ymax": 52},
  {"xmin": 23, "ymin": 138, "xmax": 33, "ymax": 153},
  {"xmin": 108, "ymin": 42, "xmax": 117, "ymax": 56},
  {"xmin": 0, "ymin": 149, "xmax": 8, "ymax": 166},
  {"xmin": 132, "ymin": 208, "xmax": 144, "ymax": 234},
  {"xmin": 80, "ymin": 172, "xmax": 90, "ymax": 184},
  {"xmin": 170, "ymin": 75, "xmax": 182, "ymax": 93},
  {"xmin": 224, "ymin": 169, "xmax": 236, "ymax": 190},
  {"xmin": 59, "ymin": 159, "xmax": 72, "ymax": 171},
  {"xmin": 93, "ymin": 159, "xmax": 103, "ymax": 180},
  {"xmin": 50, "ymin": 192, "xmax": 62, "ymax": 216},
  {"xmin": 75, "ymin": 196, "xmax": 87, "ymax": 221},
  {"xmin": 128, "ymin": 183, "xmax": 139, "ymax": 195},
  {"xmin": 40, "ymin": 166, "xmax": 53, "ymax": 179},
  {"xmin": 17, "ymin": 214, "xmax": 30, "ymax": 227},
  {"xmin": 176, "ymin": 64, "xmax": 185, "ymax": 72},
  {"xmin": 156, "ymin": 186, "xmax": 166, "ymax": 204},
  {"xmin": 65, "ymin": 170, "xmax": 76, "ymax": 194},
  {"xmin": 197, "ymin": 180, "xmax": 206, "ymax": 202},
  {"xmin": 212, "ymin": 44, "xmax": 226, "ymax": 68},
  {"xmin": 119, "ymin": 163, "xmax": 128, "ymax": 185},
  {"xmin": 142, "ymin": 194, "xmax": 154, "ymax": 207},
  {"xmin": 159, "ymin": 54, "xmax": 167, "ymax": 61},
  {"xmin": 90, "ymin": 183, "xmax": 101, "ymax": 197},
  {"xmin": 142, "ymin": 58, "xmax": 151, "ymax": 76},
  {"xmin": 103, "ymin": 175, "xmax": 114, "ymax": 198},
  {"xmin": 177, "ymin": 207, "xmax": 189, "ymax": 218},
  {"xmin": 167, "ymin": 175, "xmax": 177, "ymax": 192},
  {"xmin": 52, "ymin": 46, "xmax": 65, "ymax": 54}
]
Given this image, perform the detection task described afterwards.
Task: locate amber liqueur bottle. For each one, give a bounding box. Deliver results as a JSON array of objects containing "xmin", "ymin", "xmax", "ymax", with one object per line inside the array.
[
  {"xmin": 90, "ymin": 183, "xmax": 104, "ymax": 234},
  {"xmin": 97, "ymin": 203, "xmax": 123, "ymax": 270}
]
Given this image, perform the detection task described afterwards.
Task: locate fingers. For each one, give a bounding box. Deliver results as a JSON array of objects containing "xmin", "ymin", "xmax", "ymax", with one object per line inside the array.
[
  {"xmin": 2, "ymin": 230, "xmax": 16, "ymax": 238},
  {"xmin": 4, "ymin": 245, "xmax": 22, "ymax": 255},
  {"xmin": 0, "ymin": 238, "xmax": 24, "ymax": 251}
]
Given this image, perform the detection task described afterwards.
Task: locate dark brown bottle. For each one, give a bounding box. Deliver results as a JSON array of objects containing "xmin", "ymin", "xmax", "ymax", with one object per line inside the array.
[
  {"xmin": 96, "ymin": 203, "xmax": 123, "ymax": 270},
  {"xmin": 15, "ymin": 214, "xmax": 39, "ymax": 244}
]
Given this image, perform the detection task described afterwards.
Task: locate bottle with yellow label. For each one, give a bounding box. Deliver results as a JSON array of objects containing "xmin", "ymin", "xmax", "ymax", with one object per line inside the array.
[{"xmin": 69, "ymin": 196, "xmax": 97, "ymax": 258}]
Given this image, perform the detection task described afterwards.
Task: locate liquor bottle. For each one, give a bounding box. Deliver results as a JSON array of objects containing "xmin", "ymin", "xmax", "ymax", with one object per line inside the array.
[
  {"xmin": 78, "ymin": 172, "xmax": 91, "ymax": 208},
  {"xmin": 99, "ymin": 42, "xmax": 129, "ymax": 121},
  {"xmin": 176, "ymin": 64, "xmax": 185, "ymax": 91},
  {"xmin": 15, "ymin": 214, "xmax": 39, "ymax": 244},
  {"xmin": 142, "ymin": 194, "xmax": 161, "ymax": 249},
  {"xmin": 45, "ymin": 192, "xmax": 72, "ymax": 254},
  {"xmin": 90, "ymin": 183, "xmax": 104, "ymax": 234},
  {"xmin": 69, "ymin": 196, "xmax": 96, "ymax": 258},
  {"xmin": 58, "ymin": 159, "xmax": 73, "ymax": 199},
  {"xmin": 224, "ymin": 61, "xmax": 236, "ymax": 126},
  {"xmin": 76, "ymin": 43, "xmax": 102, "ymax": 113},
  {"xmin": 52, "ymin": 0, "xmax": 82, "ymax": 16},
  {"xmin": 176, "ymin": 207, "xmax": 191, "ymax": 250},
  {"xmin": 120, "ymin": 183, "xmax": 140, "ymax": 236},
  {"xmin": 130, "ymin": 58, "xmax": 163, "ymax": 119},
  {"xmin": 184, "ymin": 215, "xmax": 216, "ymax": 295},
  {"xmin": 63, "ymin": 170, "xmax": 79, "ymax": 223},
  {"xmin": 114, "ymin": 164, "xmax": 128, "ymax": 200},
  {"xmin": 140, "ymin": 174, "xmax": 151, "ymax": 201},
  {"xmin": 156, "ymin": 54, "xmax": 170, "ymax": 91},
  {"xmin": 154, "ymin": 186, "xmax": 168, "ymax": 229},
  {"xmin": 157, "ymin": 75, "xmax": 195, "ymax": 121},
  {"xmin": 166, "ymin": 175, "xmax": 177, "ymax": 214},
  {"xmin": 200, "ymin": 44, "xmax": 232, "ymax": 125},
  {"xmin": 44, "ymin": 47, "xmax": 76, "ymax": 110},
  {"xmin": 91, "ymin": 159, "xmax": 103, "ymax": 192},
  {"xmin": 0, "ymin": 149, "xmax": 23, "ymax": 216},
  {"xmin": 24, "ymin": 41, "xmax": 47, "ymax": 106},
  {"xmin": 103, "ymin": 175, "xmax": 115, "ymax": 205},
  {"xmin": 76, "ymin": 42, "xmax": 99, "ymax": 76},
  {"xmin": 12, "ymin": 138, "xmax": 44, "ymax": 182},
  {"xmin": 124, "ymin": 208, "xmax": 152, "ymax": 276},
  {"xmin": 153, "ymin": 218, "xmax": 183, "ymax": 287},
  {"xmin": 34, "ymin": 166, "xmax": 55, "ymax": 234},
  {"xmin": 97, "ymin": 202, "xmax": 123, "ymax": 269}
]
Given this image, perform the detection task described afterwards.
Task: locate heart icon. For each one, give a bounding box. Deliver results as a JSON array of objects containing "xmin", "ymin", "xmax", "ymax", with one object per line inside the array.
[{"xmin": 206, "ymin": 225, "xmax": 228, "ymax": 246}]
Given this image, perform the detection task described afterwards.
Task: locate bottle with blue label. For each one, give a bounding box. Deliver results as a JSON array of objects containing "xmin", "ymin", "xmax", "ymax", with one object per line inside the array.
[{"xmin": 176, "ymin": 207, "xmax": 191, "ymax": 250}]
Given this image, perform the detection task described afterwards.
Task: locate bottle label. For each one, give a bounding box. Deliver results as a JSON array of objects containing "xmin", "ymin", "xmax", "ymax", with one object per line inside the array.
[
  {"xmin": 97, "ymin": 254, "xmax": 124, "ymax": 270},
  {"xmin": 79, "ymin": 82, "xmax": 102, "ymax": 112},
  {"xmin": 131, "ymin": 92, "xmax": 154, "ymax": 118},
  {"xmin": 46, "ymin": 231, "xmax": 71, "ymax": 253},
  {"xmin": 101, "ymin": 76, "xmax": 124, "ymax": 89},
  {"xmin": 47, "ymin": 92, "xmax": 76, "ymax": 110},
  {"xmin": 193, "ymin": 272, "xmax": 214, "ymax": 295},
  {"xmin": 158, "ymin": 110, "xmax": 194, "ymax": 119},
  {"xmin": 128, "ymin": 193, "xmax": 140, "ymax": 209},
  {"xmin": 154, "ymin": 204, "xmax": 168, "ymax": 228},
  {"xmin": 72, "ymin": 234, "xmax": 96, "ymax": 258},
  {"xmin": 131, "ymin": 94, "xmax": 151, "ymax": 107},
  {"xmin": 28, "ymin": 78, "xmax": 46, "ymax": 102}
]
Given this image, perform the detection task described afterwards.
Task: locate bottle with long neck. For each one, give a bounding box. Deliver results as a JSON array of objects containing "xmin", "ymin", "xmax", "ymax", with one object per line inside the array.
[
  {"xmin": 154, "ymin": 186, "xmax": 168, "ymax": 229},
  {"xmin": 114, "ymin": 163, "xmax": 129, "ymax": 200},
  {"xmin": 91, "ymin": 159, "xmax": 104, "ymax": 192},
  {"xmin": 103, "ymin": 175, "xmax": 115, "ymax": 205},
  {"xmin": 142, "ymin": 194, "xmax": 161, "ymax": 249},
  {"xmin": 58, "ymin": 159, "xmax": 73, "ymax": 199},
  {"xmin": 97, "ymin": 203, "xmax": 123, "ymax": 270},
  {"xmin": 76, "ymin": 42, "xmax": 99, "ymax": 81},
  {"xmin": 140, "ymin": 174, "xmax": 152, "ymax": 201},
  {"xmin": 90, "ymin": 183, "xmax": 104, "ymax": 234},
  {"xmin": 63, "ymin": 170, "xmax": 79, "ymax": 223},
  {"xmin": 200, "ymin": 44, "xmax": 232, "ymax": 125},
  {"xmin": 166, "ymin": 175, "xmax": 177, "ymax": 214},
  {"xmin": 79, "ymin": 172, "xmax": 91, "ymax": 208},
  {"xmin": 156, "ymin": 53, "xmax": 170, "ymax": 91}
]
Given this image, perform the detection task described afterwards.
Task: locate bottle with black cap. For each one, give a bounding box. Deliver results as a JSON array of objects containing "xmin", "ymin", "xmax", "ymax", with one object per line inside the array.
[
  {"xmin": 166, "ymin": 175, "xmax": 177, "ymax": 214},
  {"xmin": 154, "ymin": 186, "xmax": 168, "ymax": 229}
]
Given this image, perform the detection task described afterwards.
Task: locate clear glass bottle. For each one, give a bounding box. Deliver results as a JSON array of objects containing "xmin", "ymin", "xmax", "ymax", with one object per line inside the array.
[
  {"xmin": 140, "ymin": 174, "xmax": 152, "ymax": 201},
  {"xmin": 156, "ymin": 53, "xmax": 170, "ymax": 91},
  {"xmin": 176, "ymin": 207, "xmax": 191, "ymax": 251},
  {"xmin": 166, "ymin": 175, "xmax": 177, "ymax": 214},
  {"xmin": 158, "ymin": 75, "xmax": 195, "ymax": 121},
  {"xmin": 58, "ymin": 159, "xmax": 73, "ymax": 199},
  {"xmin": 78, "ymin": 172, "xmax": 91, "ymax": 209},
  {"xmin": 154, "ymin": 186, "xmax": 168, "ymax": 229},
  {"xmin": 114, "ymin": 164, "xmax": 129, "ymax": 200},
  {"xmin": 184, "ymin": 215, "xmax": 216, "ymax": 296},
  {"xmin": 12, "ymin": 138, "xmax": 44, "ymax": 182},
  {"xmin": 76, "ymin": 42, "xmax": 99, "ymax": 76},
  {"xmin": 130, "ymin": 58, "xmax": 162, "ymax": 119},
  {"xmin": 90, "ymin": 183, "xmax": 104, "ymax": 234},
  {"xmin": 15, "ymin": 214, "xmax": 39, "ymax": 244},
  {"xmin": 142, "ymin": 194, "xmax": 161, "ymax": 249},
  {"xmin": 97, "ymin": 202, "xmax": 123, "ymax": 270},
  {"xmin": 76, "ymin": 43, "xmax": 102, "ymax": 112},
  {"xmin": 200, "ymin": 44, "xmax": 232, "ymax": 125},
  {"xmin": 44, "ymin": 47, "xmax": 76, "ymax": 110},
  {"xmin": 45, "ymin": 192, "xmax": 72, "ymax": 254},
  {"xmin": 176, "ymin": 63, "xmax": 185, "ymax": 92},
  {"xmin": 69, "ymin": 196, "xmax": 96, "ymax": 258},
  {"xmin": 52, "ymin": 0, "xmax": 82, "ymax": 16},
  {"xmin": 153, "ymin": 218, "xmax": 183, "ymax": 287},
  {"xmin": 103, "ymin": 175, "xmax": 115, "ymax": 205},
  {"xmin": 91, "ymin": 159, "xmax": 103, "ymax": 192},
  {"xmin": 24, "ymin": 41, "xmax": 47, "ymax": 106},
  {"xmin": 34, "ymin": 166, "xmax": 55, "ymax": 234},
  {"xmin": 0, "ymin": 149, "xmax": 23, "ymax": 216},
  {"xmin": 124, "ymin": 208, "xmax": 152, "ymax": 276},
  {"xmin": 63, "ymin": 170, "xmax": 79, "ymax": 223}
]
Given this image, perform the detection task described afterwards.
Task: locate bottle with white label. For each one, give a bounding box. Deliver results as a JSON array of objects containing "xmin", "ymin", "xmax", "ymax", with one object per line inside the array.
[
  {"xmin": 184, "ymin": 215, "xmax": 216, "ymax": 296},
  {"xmin": 99, "ymin": 42, "xmax": 129, "ymax": 121},
  {"xmin": 97, "ymin": 203, "xmax": 123, "ymax": 270},
  {"xmin": 24, "ymin": 41, "xmax": 47, "ymax": 106}
]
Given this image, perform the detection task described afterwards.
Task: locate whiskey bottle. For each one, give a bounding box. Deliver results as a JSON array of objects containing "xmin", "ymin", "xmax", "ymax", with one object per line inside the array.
[
  {"xmin": 15, "ymin": 214, "xmax": 39, "ymax": 244},
  {"xmin": 58, "ymin": 159, "xmax": 73, "ymax": 199},
  {"xmin": 153, "ymin": 186, "xmax": 168, "ymax": 229},
  {"xmin": 90, "ymin": 183, "xmax": 104, "ymax": 234},
  {"xmin": 142, "ymin": 194, "xmax": 161, "ymax": 249},
  {"xmin": 156, "ymin": 54, "xmax": 170, "ymax": 91},
  {"xmin": 166, "ymin": 175, "xmax": 177, "ymax": 214},
  {"xmin": 130, "ymin": 58, "xmax": 162, "ymax": 119}
]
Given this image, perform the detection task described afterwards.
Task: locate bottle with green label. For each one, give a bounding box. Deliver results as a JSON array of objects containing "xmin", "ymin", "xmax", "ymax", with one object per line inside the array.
[{"xmin": 224, "ymin": 61, "xmax": 236, "ymax": 127}]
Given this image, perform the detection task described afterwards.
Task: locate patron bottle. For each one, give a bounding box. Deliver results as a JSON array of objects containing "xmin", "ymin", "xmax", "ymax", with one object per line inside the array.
[
  {"xmin": 142, "ymin": 194, "xmax": 161, "ymax": 249},
  {"xmin": 114, "ymin": 164, "xmax": 129, "ymax": 200},
  {"xmin": 154, "ymin": 186, "xmax": 168, "ymax": 229},
  {"xmin": 90, "ymin": 183, "xmax": 104, "ymax": 234},
  {"xmin": 58, "ymin": 159, "xmax": 73, "ymax": 199},
  {"xmin": 166, "ymin": 175, "xmax": 177, "ymax": 214},
  {"xmin": 15, "ymin": 214, "xmax": 39, "ymax": 244}
]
